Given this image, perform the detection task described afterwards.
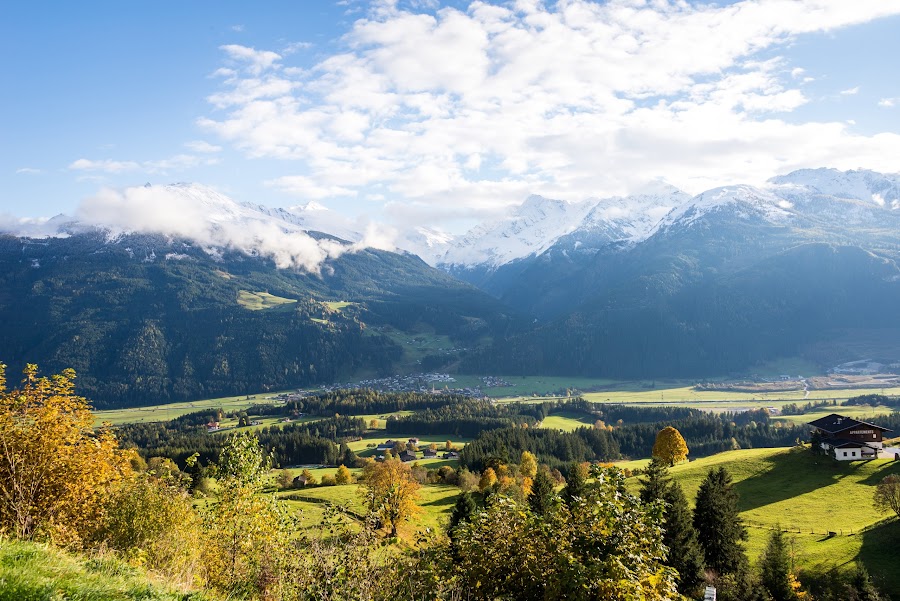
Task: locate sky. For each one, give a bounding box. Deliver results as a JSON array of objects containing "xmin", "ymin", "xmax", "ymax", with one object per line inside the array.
[{"xmin": 3, "ymin": 0, "xmax": 900, "ymax": 234}]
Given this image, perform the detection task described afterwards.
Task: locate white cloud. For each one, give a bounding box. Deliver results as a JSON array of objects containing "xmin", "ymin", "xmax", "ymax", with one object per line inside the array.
[
  {"xmin": 185, "ymin": 140, "xmax": 223, "ymax": 153},
  {"xmin": 220, "ymin": 44, "xmax": 282, "ymax": 75},
  {"xmin": 69, "ymin": 158, "xmax": 140, "ymax": 173},
  {"xmin": 69, "ymin": 154, "xmax": 217, "ymax": 175},
  {"xmin": 840, "ymin": 86, "xmax": 860, "ymax": 95},
  {"xmin": 76, "ymin": 185, "xmax": 348, "ymax": 272},
  {"xmin": 231, "ymin": 24, "xmax": 245, "ymax": 32},
  {"xmin": 198, "ymin": 0, "xmax": 900, "ymax": 228},
  {"xmin": 283, "ymin": 41, "xmax": 313, "ymax": 55},
  {"xmin": 879, "ymin": 97, "xmax": 898, "ymax": 108},
  {"xmin": 16, "ymin": 167, "xmax": 42, "ymax": 175},
  {"xmin": 266, "ymin": 175, "xmax": 358, "ymax": 199}
]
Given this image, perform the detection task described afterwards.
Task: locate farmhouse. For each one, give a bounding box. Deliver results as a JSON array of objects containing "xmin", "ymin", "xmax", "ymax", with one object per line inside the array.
[
  {"xmin": 807, "ymin": 413, "xmax": 892, "ymax": 461},
  {"xmin": 398, "ymin": 450, "xmax": 417, "ymax": 462}
]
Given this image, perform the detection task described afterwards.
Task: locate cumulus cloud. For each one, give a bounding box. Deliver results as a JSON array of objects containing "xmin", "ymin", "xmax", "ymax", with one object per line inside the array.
[
  {"xmin": 197, "ymin": 0, "xmax": 900, "ymax": 228},
  {"xmin": 879, "ymin": 98, "xmax": 898, "ymax": 108},
  {"xmin": 75, "ymin": 185, "xmax": 349, "ymax": 272}
]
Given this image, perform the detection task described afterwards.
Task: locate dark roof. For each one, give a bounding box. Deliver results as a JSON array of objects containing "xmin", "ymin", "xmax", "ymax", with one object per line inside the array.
[
  {"xmin": 807, "ymin": 413, "xmax": 892, "ymax": 434},
  {"xmin": 399, "ymin": 451, "xmax": 416, "ymax": 461},
  {"xmin": 827, "ymin": 438, "xmax": 878, "ymax": 449}
]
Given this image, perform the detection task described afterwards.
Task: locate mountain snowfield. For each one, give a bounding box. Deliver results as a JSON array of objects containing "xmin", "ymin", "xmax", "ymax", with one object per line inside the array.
[{"xmin": 2, "ymin": 168, "xmax": 899, "ymax": 273}]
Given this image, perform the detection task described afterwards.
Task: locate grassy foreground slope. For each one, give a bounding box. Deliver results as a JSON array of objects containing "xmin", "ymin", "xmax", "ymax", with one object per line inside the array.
[
  {"xmin": 645, "ymin": 447, "xmax": 900, "ymax": 595},
  {"xmin": 0, "ymin": 540, "xmax": 204, "ymax": 601}
]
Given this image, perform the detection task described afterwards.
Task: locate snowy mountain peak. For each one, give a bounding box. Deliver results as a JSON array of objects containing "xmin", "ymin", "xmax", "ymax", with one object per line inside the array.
[
  {"xmin": 653, "ymin": 185, "xmax": 793, "ymax": 234},
  {"xmin": 768, "ymin": 168, "xmax": 900, "ymax": 208}
]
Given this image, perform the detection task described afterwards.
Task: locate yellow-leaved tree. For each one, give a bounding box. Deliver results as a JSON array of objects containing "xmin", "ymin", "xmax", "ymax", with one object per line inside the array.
[
  {"xmin": 652, "ymin": 426, "xmax": 689, "ymax": 466},
  {"xmin": 360, "ymin": 457, "xmax": 420, "ymax": 537},
  {"xmin": 0, "ymin": 363, "xmax": 128, "ymax": 545}
]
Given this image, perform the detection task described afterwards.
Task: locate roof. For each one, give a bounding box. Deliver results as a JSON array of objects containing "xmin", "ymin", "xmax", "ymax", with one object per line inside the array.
[
  {"xmin": 807, "ymin": 413, "xmax": 892, "ymax": 434},
  {"xmin": 827, "ymin": 438, "xmax": 879, "ymax": 450}
]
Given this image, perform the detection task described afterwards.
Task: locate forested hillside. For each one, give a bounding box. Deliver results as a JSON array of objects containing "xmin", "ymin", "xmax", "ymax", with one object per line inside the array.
[{"xmin": 0, "ymin": 232, "xmax": 518, "ymax": 408}]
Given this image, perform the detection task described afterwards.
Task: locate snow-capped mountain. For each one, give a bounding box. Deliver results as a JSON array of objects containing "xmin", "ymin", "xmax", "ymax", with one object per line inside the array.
[
  {"xmin": 768, "ymin": 168, "xmax": 900, "ymax": 208},
  {"xmin": 430, "ymin": 195, "xmax": 596, "ymax": 268}
]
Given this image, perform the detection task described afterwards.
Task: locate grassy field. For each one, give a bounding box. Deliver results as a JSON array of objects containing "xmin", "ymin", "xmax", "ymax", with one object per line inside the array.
[
  {"xmin": 93, "ymin": 391, "xmax": 287, "ymax": 426},
  {"xmin": 775, "ymin": 405, "xmax": 896, "ymax": 425},
  {"xmin": 630, "ymin": 447, "xmax": 900, "ymax": 594},
  {"xmin": 236, "ymin": 290, "xmax": 297, "ymax": 311},
  {"xmin": 0, "ymin": 540, "xmax": 205, "ymax": 601}
]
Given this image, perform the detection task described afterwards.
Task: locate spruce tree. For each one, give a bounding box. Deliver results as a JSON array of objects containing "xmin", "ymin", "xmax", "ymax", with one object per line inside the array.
[
  {"xmin": 693, "ymin": 467, "xmax": 749, "ymax": 576},
  {"xmin": 639, "ymin": 457, "xmax": 670, "ymax": 504},
  {"xmin": 449, "ymin": 491, "xmax": 477, "ymax": 532},
  {"xmin": 662, "ymin": 481, "xmax": 706, "ymax": 596},
  {"xmin": 562, "ymin": 461, "xmax": 588, "ymax": 507},
  {"xmin": 760, "ymin": 527, "xmax": 796, "ymax": 601},
  {"xmin": 528, "ymin": 470, "xmax": 557, "ymax": 516}
]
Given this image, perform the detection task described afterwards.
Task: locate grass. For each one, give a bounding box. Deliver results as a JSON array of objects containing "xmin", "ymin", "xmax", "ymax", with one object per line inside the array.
[
  {"xmin": 0, "ymin": 540, "xmax": 205, "ymax": 601},
  {"xmin": 629, "ymin": 447, "xmax": 900, "ymax": 594},
  {"xmin": 775, "ymin": 405, "xmax": 895, "ymax": 425},
  {"xmin": 540, "ymin": 411, "xmax": 597, "ymax": 431},
  {"xmin": 94, "ymin": 392, "xmax": 286, "ymax": 426},
  {"xmin": 236, "ymin": 290, "xmax": 297, "ymax": 311}
]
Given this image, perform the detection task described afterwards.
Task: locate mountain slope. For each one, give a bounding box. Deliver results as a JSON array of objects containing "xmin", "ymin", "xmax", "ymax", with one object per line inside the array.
[{"xmin": 0, "ymin": 230, "xmax": 517, "ymax": 409}]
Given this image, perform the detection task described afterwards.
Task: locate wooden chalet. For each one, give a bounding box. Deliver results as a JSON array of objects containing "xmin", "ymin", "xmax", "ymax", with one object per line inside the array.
[{"xmin": 807, "ymin": 413, "xmax": 892, "ymax": 461}]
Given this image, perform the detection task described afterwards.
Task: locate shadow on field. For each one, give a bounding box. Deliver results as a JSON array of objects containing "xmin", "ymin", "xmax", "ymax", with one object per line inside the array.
[
  {"xmin": 858, "ymin": 518, "xmax": 900, "ymax": 597},
  {"xmin": 859, "ymin": 460, "xmax": 900, "ymax": 486},
  {"xmin": 421, "ymin": 494, "xmax": 459, "ymax": 508},
  {"xmin": 731, "ymin": 448, "xmax": 871, "ymax": 512}
]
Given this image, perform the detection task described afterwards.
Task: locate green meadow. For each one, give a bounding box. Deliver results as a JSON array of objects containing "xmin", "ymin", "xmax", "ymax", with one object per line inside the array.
[{"xmin": 631, "ymin": 447, "xmax": 900, "ymax": 594}]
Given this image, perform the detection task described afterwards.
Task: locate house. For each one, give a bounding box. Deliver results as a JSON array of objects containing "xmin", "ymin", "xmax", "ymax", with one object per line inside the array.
[
  {"xmin": 408, "ymin": 438, "xmax": 420, "ymax": 446},
  {"xmin": 292, "ymin": 475, "xmax": 308, "ymax": 487},
  {"xmin": 423, "ymin": 448, "xmax": 437, "ymax": 458},
  {"xmin": 442, "ymin": 451, "xmax": 459, "ymax": 459},
  {"xmin": 807, "ymin": 413, "xmax": 893, "ymax": 461},
  {"xmin": 206, "ymin": 421, "xmax": 220, "ymax": 432},
  {"xmin": 376, "ymin": 440, "xmax": 396, "ymax": 451},
  {"xmin": 399, "ymin": 450, "xmax": 417, "ymax": 462}
]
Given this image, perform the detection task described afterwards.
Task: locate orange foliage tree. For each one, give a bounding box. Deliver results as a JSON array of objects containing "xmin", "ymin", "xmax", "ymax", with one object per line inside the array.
[
  {"xmin": 360, "ymin": 457, "xmax": 420, "ymax": 536},
  {"xmin": 652, "ymin": 426, "xmax": 689, "ymax": 466},
  {"xmin": 0, "ymin": 363, "xmax": 128, "ymax": 545}
]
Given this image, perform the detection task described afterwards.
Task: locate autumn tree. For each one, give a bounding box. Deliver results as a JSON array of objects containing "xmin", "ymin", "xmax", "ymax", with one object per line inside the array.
[
  {"xmin": 0, "ymin": 363, "xmax": 128, "ymax": 545},
  {"xmin": 202, "ymin": 432, "xmax": 293, "ymax": 599},
  {"xmin": 335, "ymin": 464, "xmax": 353, "ymax": 485},
  {"xmin": 360, "ymin": 457, "xmax": 420, "ymax": 537},
  {"xmin": 450, "ymin": 466, "xmax": 678, "ymax": 599},
  {"xmin": 478, "ymin": 467, "xmax": 497, "ymax": 492},
  {"xmin": 873, "ymin": 474, "xmax": 900, "ymax": 518},
  {"xmin": 652, "ymin": 426, "xmax": 689, "ymax": 466},
  {"xmin": 519, "ymin": 451, "xmax": 538, "ymax": 479}
]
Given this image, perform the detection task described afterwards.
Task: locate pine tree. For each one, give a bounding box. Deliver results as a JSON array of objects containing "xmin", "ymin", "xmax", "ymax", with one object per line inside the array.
[
  {"xmin": 562, "ymin": 461, "xmax": 588, "ymax": 507},
  {"xmin": 639, "ymin": 457, "xmax": 670, "ymax": 504},
  {"xmin": 760, "ymin": 527, "xmax": 799, "ymax": 601},
  {"xmin": 662, "ymin": 481, "xmax": 706, "ymax": 596},
  {"xmin": 693, "ymin": 467, "xmax": 749, "ymax": 576},
  {"xmin": 528, "ymin": 470, "xmax": 557, "ymax": 516},
  {"xmin": 449, "ymin": 491, "xmax": 477, "ymax": 531}
]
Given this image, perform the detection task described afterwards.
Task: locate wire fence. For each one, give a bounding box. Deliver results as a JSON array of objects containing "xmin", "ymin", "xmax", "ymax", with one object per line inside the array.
[{"xmin": 742, "ymin": 516, "xmax": 897, "ymax": 537}]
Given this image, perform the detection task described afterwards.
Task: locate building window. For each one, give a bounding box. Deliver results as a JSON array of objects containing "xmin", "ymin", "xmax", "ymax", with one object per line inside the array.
[{"xmin": 843, "ymin": 452, "xmax": 847, "ymax": 457}]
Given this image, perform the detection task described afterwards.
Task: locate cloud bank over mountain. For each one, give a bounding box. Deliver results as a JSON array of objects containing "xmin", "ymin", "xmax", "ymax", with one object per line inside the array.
[{"xmin": 194, "ymin": 0, "xmax": 900, "ymax": 228}]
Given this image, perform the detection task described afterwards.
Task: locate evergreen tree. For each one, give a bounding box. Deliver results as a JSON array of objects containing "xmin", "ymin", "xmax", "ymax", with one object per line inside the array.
[
  {"xmin": 449, "ymin": 491, "xmax": 477, "ymax": 532},
  {"xmin": 562, "ymin": 461, "xmax": 589, "ymax": 507},
  {"xmin": 760, "ymin": 527, "xmax": 798, "ymax": 601},
  {"xmin": 639, "ymin": 457, "xmax": 671, "ymax": 504},
  {"xmin": 340, "ymin": 443, "xmax": 358, "ymax": 468},
  {"xmin": 693, "ymin": 467, "xmax": 749, "ymax": 576},
  {"xmin": 528, "ymin": 470, "xmax": 557, "ymax": 516},
  {"xmin": 662, "ymin": 481, "xmax": 706, "ymax": 596}
]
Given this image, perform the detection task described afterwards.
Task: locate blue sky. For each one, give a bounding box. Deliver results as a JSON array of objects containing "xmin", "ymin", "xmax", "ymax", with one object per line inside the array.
[{"xmin": 2, "ymin": 0, "xmax": 900, "ymax": 232}]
